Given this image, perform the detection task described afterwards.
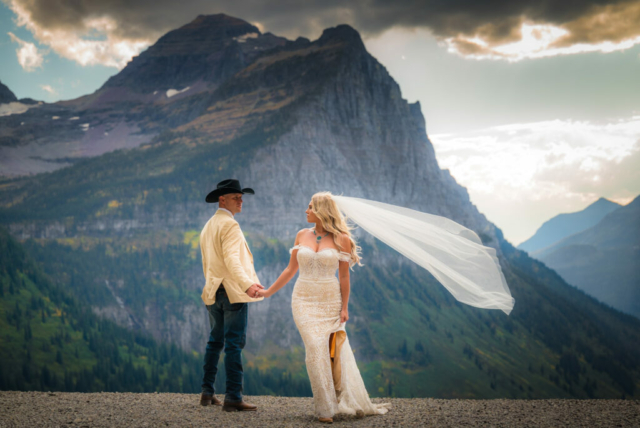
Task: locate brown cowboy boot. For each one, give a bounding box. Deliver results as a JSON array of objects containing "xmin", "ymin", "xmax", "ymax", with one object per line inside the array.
[
  {"xmin": 222, "ymin": 400, "xmax": 258, "ymax": 412},
  {"xmin": 200, "ymin": 393, "xmax": 222, "ymax": 406}
]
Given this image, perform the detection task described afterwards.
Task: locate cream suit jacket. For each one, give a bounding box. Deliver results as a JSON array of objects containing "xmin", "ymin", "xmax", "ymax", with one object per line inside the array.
[{"xmin": 200, "ymin": 210, "xmax": 262, "ymax": 305}]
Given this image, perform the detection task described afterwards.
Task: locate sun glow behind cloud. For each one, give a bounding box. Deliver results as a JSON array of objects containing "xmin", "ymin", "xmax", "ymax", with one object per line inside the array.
[
  {"xmin": 444, "ymin": 1, "xmax": 640, "ymax": 61},
  {"xmin": 447, "ymin": 22, "xmax": 640, "ymax": 62},
  {"xmin": 431, "ymin": 117, "xmax": 640, "ymax": 244}
]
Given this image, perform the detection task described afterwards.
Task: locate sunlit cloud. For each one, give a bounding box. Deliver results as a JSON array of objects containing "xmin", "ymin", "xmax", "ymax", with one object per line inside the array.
[
  {"xmin": 447, "ymin": 22, "xmax": 640, "ymax": 62},
  {"xmin": 6, "ymin": 1, "xmax": 152, "ymax": 69},
  {"xmin": 7, "ymin": 31, "xmax": 43, "ymax": 71},
  {"xmin": 445, "ymin": 1, "xmax": 640, "ymax": 61},
  {"xmin": 431, "ymin": 116, "xmax": 640, "ymax": 244},
  {"xmin": 40, "ymin": 84, "xmax": 56, "ymax": 95},
  {"xmin": 4, "ymin": 0, "xmax": 640, "ymax": 68}
]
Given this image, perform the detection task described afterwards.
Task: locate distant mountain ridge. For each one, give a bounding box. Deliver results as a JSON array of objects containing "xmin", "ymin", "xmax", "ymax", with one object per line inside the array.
[
  {"xmin": 518, "ymin": 198, "xmax": 621, "ymax": 253},
  {"xmin": 534, "ymin": 196, "xmax": 640, "ymax": 318}
]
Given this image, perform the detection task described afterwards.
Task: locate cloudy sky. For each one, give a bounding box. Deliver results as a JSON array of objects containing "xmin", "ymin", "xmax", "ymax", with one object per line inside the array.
[{"xmin": 1, "ymin": 0, "xmax": 639, "ymax": 245}]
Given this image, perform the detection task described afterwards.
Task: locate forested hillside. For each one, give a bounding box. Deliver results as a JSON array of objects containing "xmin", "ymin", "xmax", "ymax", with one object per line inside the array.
[{"xmin": 0, "ymin": 226, "xmax": 310, "ymax": 395}]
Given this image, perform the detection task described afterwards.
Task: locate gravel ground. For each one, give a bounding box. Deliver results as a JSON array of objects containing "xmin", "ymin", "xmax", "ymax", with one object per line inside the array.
[{"xmin": 1, "ymin": 392, "xmax": 639, "ymax": 427}]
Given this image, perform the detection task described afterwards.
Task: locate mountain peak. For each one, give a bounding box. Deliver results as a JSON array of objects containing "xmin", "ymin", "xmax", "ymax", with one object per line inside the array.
[
  {"xmin": 583, "ymin": 197, "xmax": 621, "ymax": 215},
  {"xmin": 518, "ymin": 197, "xmax": 622, "ymax": 253},
  {"xmin": 100, "ymin": 14, "xmax": 273, "ymax": 93},
  {"xmin": 318, "ymin": 24, "xmax": 365, "ymax": 49},
  {"xmin": 146, "ymin": 13, "xmax": 260, "ymax": 56},
  {"xmin": 178, "ymin": 13, "xmax": 259, "ymax": 34},
  {"xmin": 590, "ymin": 197, "xmax": 619, "ymax": 208},
  {"xmin": 0, "ymin": 81, "xmax": 18, "ymax": 104}
]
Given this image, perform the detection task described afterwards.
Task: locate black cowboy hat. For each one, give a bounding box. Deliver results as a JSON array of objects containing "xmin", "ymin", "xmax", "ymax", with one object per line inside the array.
[{"xmin": 206, "ymin": 179, "xmax": 255, "ymax": 203}]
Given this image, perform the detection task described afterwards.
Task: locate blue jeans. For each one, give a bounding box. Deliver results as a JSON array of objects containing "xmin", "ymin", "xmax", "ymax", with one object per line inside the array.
[{"xmin": 201, "ymin": 288, "xmax": 248, "ymax": 403}]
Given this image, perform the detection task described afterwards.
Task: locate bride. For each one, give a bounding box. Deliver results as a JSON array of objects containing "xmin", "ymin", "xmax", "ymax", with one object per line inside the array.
[
  {"xmin": 257, "ymin": 191, "xmax": 391, "ymax": 423},
  {"xmin": 257, "ymin": 191, "xmax": 514, "ymax": 422}
]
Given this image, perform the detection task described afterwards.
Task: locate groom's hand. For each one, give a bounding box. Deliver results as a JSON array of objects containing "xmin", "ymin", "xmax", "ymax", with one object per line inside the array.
[
  {"xmin": 246, "ymin": 283, "xmax": 264, "ymax": 298},
  {"xmin": 256, "ymin": 288, "xmax": 270, "ymax": 298}
]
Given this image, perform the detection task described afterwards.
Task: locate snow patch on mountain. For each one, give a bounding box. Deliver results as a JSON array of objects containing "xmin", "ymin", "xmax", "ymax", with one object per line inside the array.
[
  {"xmin": 166, "ymin": 87, "xmax": 190, "ymax": 98},
  {"xmin": 0, "ymin": 102, "xmax": 33, "ymax": 117},
  {"xmin": 234, "ymin": 32, "xmax": 259, "ymax": 43}
]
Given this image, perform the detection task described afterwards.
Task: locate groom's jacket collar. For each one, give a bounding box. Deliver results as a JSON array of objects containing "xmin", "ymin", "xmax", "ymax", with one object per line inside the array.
[{"xmin": 216, "ymin": 208, "xmax": 234, "ymax": 218}]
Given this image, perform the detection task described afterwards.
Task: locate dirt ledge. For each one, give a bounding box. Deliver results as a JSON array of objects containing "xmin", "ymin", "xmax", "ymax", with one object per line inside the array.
[{"xmin": 1, "ymin": 392, "xmax": 639, "ymax": 427}]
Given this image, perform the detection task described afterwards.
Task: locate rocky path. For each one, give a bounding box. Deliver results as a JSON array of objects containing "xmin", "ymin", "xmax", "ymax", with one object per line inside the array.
[{"xmin": 1, "ymin": 392, "xmax": 639, "ymax": 427}]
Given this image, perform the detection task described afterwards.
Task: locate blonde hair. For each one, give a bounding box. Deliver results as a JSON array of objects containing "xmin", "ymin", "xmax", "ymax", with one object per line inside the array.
[{"xmin": 311, "ymin": 191, "xmax": 362, "ymax": 266}]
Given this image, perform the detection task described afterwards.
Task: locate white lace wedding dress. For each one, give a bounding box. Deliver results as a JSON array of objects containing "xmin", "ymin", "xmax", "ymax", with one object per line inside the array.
[{"xmin": 290, "ymin": 244, "xmax": 391, "ymax": 419}]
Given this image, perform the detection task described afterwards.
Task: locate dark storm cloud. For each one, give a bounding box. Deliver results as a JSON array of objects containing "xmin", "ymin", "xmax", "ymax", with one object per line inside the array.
[
  {"xmin": 7, "ymin": 0, "xmax": 637, "ymax": 39},
  {"xmin": 5, "ymin": 0, "xmax": 640, "ymax": 63}
]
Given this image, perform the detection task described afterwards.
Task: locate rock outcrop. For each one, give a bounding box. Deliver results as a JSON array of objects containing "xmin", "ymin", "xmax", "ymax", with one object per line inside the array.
[{"xmin": 0, "ymin": 81, "xmax": 18, "ymax": 104}]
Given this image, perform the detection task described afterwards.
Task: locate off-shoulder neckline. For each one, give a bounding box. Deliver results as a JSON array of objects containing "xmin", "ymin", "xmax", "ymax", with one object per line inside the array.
[{"xmin": 291, "ymin": 244, "xmax": 350, "ymax": 256}]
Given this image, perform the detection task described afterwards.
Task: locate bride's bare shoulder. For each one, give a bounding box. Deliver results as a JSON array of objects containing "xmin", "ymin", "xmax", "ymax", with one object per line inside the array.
[
  {"xmin": 295, "ymin": 228, "xmax": 313, "ymax": 240},
  {"xmin": 338, "ymin": 233, "xmax": 352, "ymax": 250}
]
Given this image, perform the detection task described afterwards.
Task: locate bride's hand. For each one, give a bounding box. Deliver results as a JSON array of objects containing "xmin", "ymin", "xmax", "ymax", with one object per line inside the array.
[
  {"xmin": 340, "ymin": 308, "xmax": 349, "ymax": 323},
  {"xmin": 257, "ymin": 288, "xmax": 271, "ymax": 298}
]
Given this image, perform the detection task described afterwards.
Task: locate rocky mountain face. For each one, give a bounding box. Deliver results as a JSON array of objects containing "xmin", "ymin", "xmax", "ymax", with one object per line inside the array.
[
  {"xmin": 2, "ymin": 15, "xmax": 640, "ymax": 398},
  {"xmin": 0, "ymin": 14, "xmax": 288, "ymax": 178},
  {"xmin": 0, "ymin": 81, "xmax": 18, "ymax": 104},
  {"xmin": 2, "ymin": 22, "xmax": 490, "ymax": 243},
  {"xmin": 235, "ymin": 25, "xmax": 487, "ymax": 241},
  {"xmin": 534, "ymin": 196, "xmax": 640, "ymax": 319},
  {"xmin": 102, "ymin": 14, "xmax": 287, "ymax": 94},
  {"xmin": 518, "ymin": 198, "xmax": 621, "ymax": 254},
  {"xmin": 2, "ymin": 34, "xmax": 485, "ymax": 254}
]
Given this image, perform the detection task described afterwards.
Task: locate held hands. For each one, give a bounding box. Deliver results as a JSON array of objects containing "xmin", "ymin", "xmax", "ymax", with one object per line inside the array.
[
  {"xmin": 256, "ymin": 287, "xmax": 273, "ymax": 298},
  {"xmin": 340, "ymin": 308, "xmax": 349, "ymax": 323},
  {"xmin": 246, "ymin": 283, "xmax": 264, "ymax": 298}
]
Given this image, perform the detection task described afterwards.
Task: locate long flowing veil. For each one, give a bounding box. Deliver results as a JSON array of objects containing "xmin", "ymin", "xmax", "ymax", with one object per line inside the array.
[{"xmin": 333, "ymin": 196, "xmax": 515, "ymax": 315}]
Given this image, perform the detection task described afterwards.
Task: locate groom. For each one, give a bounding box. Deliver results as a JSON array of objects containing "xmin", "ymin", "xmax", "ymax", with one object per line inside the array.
[{"xmin": 200, "ymin": 179, "xmax": 264, "ymax": 411}]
